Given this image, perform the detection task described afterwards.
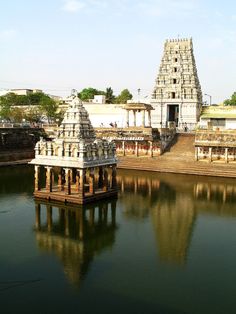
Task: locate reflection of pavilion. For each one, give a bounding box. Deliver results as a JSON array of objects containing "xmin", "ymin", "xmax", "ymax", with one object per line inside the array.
[
  {"xmin": 194, "ymin": 181, "xmax": 236, "ymax": 217},
  {"xmin": 34, "ymin": 199, "xmax": 117, "ymax": 287}
]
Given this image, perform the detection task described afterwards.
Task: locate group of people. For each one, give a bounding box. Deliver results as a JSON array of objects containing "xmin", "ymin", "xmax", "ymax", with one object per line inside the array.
[{"xmin": 100, "ymin": 122, "xmax": 118, "ymax": 128}]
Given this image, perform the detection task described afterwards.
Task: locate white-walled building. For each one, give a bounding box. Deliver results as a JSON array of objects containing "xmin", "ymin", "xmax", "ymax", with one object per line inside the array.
[{"xmin": 199, "ymin": 106, "xmax": 236, "ymax": 130}]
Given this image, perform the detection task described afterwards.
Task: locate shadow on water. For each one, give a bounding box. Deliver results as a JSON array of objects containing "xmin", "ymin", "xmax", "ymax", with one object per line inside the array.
[
  {"xmin": 33, "ymin": 198, "xmax": 118, "ymax": 289},
  {"xmin": 0, "ymin": 165, "xmax": 34, "ymax": 195}
]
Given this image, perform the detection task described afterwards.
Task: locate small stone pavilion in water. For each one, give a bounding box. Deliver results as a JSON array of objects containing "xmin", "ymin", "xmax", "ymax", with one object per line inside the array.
[{"xmin": 30, "ymin": 96, "xmax": 118, "ymax": 204}]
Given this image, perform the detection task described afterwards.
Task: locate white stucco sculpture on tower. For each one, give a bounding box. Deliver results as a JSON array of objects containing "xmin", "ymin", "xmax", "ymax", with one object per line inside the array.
[
  {"xmin": 30, "ymin": 95, "xmax": 118, "ymax": 204},
  {"xmin": 151, "ymin": 38, "xmax": 202, "ymax": 130}
]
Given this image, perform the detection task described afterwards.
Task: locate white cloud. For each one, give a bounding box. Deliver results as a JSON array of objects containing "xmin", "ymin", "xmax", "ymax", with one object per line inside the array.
[
  {"xmin": 0, "ymin": 29, "xmax": 17, "ymax": 40},
  {"xmin": 137, "ymin": 0, "xmax": 199, "ymax": 17},
  {"xmin": 62, "ymin": 0, "xmax": 86, "ymax": 12}
]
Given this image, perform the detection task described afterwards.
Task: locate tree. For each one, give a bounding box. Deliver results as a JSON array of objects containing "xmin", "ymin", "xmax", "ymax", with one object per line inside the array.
[
  {"xmin": 78, "ymin": 88, "xmax": 105, "ymax": 101},
  {"xmin": 224, "ymin": 92, "xmax": 236, "ymax": 106},
  {"xmin": 105, "ymin": 87, "xmax": 115, "ymax": 103},
  {"xmin": 28, "ymin": 92, "xmax": 45, "ymax": 106},
  {"xmin": 115, "ymin": 89, "xmax": 133, "ymax": 104},
  {"xmin": 10, "ymin": 107, "xmax": 25, "ymax": 122},
  {"xmin": 0, "ymin": 93, "xmax": 15, "ymax": 120},
  {"xmin": 26, "ymin": 107, "xmax": 42, "ymax": 123},
  {"xmin": 39, "ymin": 95, "xmax": 58, "ymax": 123}
]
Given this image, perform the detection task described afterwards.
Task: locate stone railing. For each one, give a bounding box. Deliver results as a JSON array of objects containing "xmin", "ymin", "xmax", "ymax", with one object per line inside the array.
[{"xmin": 195, "ymin": 129, "xmax": 236, "ymax": 147}]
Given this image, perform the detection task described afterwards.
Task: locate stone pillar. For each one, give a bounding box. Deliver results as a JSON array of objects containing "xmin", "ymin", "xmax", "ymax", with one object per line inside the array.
[
  {"xmin": 195, "ymin": 147, "xmax": 199, "ymax": 161},
  {"xmin": 142, "ymin": 110, "xmax": 145, "ymax": 127},
  {"xmin": 133, "ymin": 110, "xmax": 137, "ymax": 127},
  {"xmin": 58, "ymin": 168, "xmax": 64, "ymax": 191},
  {"xmin": 148, "ymin": 110, "xmax": 152, "ymax": 127},
  {"xmin": 46, "ymin": 205, "xmax": 52, "ymax": 232},
  {"xmin": 111, "ymin": 165, "xmax": 117, "ymax": 189},
  {"xmin": 78, "ymin": 169, "xmax": 85, "ymax": 197},
  {"xmin": 135, "ymin": 141, "xmax": 139, "ymax": 157},
  {"xmin": 35, "ymin": 203, "xmax": 41, "ymax": 230},
  {"xmin": 46, "ymin": 166, "xmax": 52, "ymax": 192},
  {"xmin": 34, "ymin": 165, "xmax": 40, "ymax": 192},
  {"xmin": 98, "ymin": 167, "xmax": 104, "ymax": 189},
  {"xmin": 103, "ymin": 167, "xmax": 109, "ymax": 192},
  {"xmin": 149, "ymin": 141, "xmax": 153, "ymax": 157},
  {"xmin": 122, "ymin": 141, "xmax": 125, "ymax": 156},
  {"xmin": 126, "ymin": 110, "xmax": 129, "ymax": 127},
  {"xmin": 225, "ymin": 148, "xmax": 228, "ymax": 163},
  {"xmin": 208, "ymin": 147, "xmax": 212, "ymax": 163},
  {"xmin": 75, "ymin": 170, "xmax": 80, "ymax": 192},
  {"xmin": 65, "ymin": 168, "xmax": 71, "ymax": 195},
  {"xmin": 89, "ymin": 168, "xmax": 95, "ymax": 194}
]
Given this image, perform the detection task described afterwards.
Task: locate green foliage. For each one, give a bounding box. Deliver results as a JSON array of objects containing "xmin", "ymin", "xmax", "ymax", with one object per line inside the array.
[
  {"xmin": 10, "ymin": 107, "xmax": 25, "ymax": 122},
  {"xmin": 115, "ymin": 89, "xmax": 133, "ymax": 104},
  {"xmin": 224, "ymin": 92, "xmax": 236, "ymax": 106},
  {"xmin": 105, "ymin": 87, "xmax": 115, "ymax": 104},
  {"xmin": 0, "ymin": 92, "xmax": 58, "ymax": 123},
  {"xmin": 28, "ymin": 92, "xmax": 45, "ymax": 105},
  {"xmin": 78, "ymin": 87, "xmax": 105, "ymax": 101},
  {"xmin": 39, "ymin": 95, "xmax": 58, "ymax": 123},
  {"xmin": 26, "ymin": 107, "xmax": 41, "ymax": 123}
]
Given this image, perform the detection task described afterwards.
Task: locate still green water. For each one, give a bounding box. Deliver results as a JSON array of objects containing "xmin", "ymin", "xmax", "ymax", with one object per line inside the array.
[{"xmin": 0, "ymin": 166, "xmax": 236, "ymax": 314}]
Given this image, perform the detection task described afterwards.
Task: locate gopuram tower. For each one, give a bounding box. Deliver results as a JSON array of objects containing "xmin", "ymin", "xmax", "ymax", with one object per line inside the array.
[{"xmin": 151, "ymin": 38, "xmax": 202, "ymax": 130}]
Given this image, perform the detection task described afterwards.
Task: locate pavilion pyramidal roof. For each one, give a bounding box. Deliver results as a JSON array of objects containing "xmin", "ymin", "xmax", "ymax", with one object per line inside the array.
[{"xmin": 30, "ymin": 95, "xmax": 117, "ymax": 169}]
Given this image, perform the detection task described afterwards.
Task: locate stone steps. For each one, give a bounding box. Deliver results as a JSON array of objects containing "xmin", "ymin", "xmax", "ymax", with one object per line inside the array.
[
  {"xmin": 115, "ymin": 133, "xmax": 236, "ymax": 178},
  {"xmin": 117, "ymin": 159, "xmax": 236, "ymax": 178}
]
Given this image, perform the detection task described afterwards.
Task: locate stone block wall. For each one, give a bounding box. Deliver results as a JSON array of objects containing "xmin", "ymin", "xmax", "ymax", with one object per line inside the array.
[{"xmin": 0, "ymin": 128, "xmax": 47, "ymax": 162}]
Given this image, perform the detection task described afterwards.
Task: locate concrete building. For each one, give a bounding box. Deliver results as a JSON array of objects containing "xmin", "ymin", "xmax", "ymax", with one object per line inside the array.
[
  {"xmin": 151, "ymin": 38, "xmax": 202, "ymax": 130},
  {"xmin": 0, "ymin": 88, "xmax": 43, "ymax": 96},
  {"xmin": 199, "ymin": 105, "xmax": 236, "ymax": 130}
]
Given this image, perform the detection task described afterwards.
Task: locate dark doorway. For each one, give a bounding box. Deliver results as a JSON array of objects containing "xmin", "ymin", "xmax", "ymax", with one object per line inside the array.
[{"xmin": 167, "ymin": 104, "xmax": 179, "ymax": 126}]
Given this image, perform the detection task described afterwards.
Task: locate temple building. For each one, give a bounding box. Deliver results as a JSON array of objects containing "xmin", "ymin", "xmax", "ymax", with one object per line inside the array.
[
  {"xmin": 95, "ymin": 102, "xmax": 176, "ymax": 157},
  {"xmin": 30, "ymin": 96, "xmax": 118, "ymax": 204},
  {"xmin": 151, "ymin": 38, "xmax": 202, "ymax": 130}
]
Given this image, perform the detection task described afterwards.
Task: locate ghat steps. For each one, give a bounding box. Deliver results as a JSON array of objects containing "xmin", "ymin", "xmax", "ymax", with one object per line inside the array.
[{"xmin": 117, "ymin": 134, "xmax": 236, "ymax": 178}]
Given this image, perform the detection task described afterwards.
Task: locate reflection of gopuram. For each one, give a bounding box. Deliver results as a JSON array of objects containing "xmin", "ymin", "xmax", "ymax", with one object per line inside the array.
[
  {"xmin": 34, "ymin": 199, "xmax": 117, "ymax": 287},
  {"xmin": 152, "ymin": 197, "xmax": 196, "ymax": 265},
  {"xmin": 30, "ymin": 95, "xmax": 117, "ymax": 204},
  {"xmin": 117, "ymin": 170, "xmax": 196, "ymax": 265}
]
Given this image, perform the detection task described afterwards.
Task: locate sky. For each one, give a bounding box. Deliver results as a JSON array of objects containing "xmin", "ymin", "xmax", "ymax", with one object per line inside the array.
[{"xmin": 0, "ymin": 0, "xmax": 236, "ymax": 103}]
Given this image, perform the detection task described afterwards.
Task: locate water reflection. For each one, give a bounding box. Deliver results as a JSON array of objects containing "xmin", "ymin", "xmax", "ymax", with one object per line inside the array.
[
  {"xmin": 34, "ymin": 199, "xmax": 117, "ymax": 288},
  {"xmin": 117, "ymin": 170, "xmax": 236, "ymax": 265}
]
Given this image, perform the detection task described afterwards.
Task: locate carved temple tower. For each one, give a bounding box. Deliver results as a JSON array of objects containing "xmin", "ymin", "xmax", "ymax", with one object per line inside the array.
[
  {"xmin": 30, "ymin": 96, "xmax": 117, "ymax": 204},
  {"xmin": 151, "ymin": 38, "xmax": 202, "ymax": 130}
]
